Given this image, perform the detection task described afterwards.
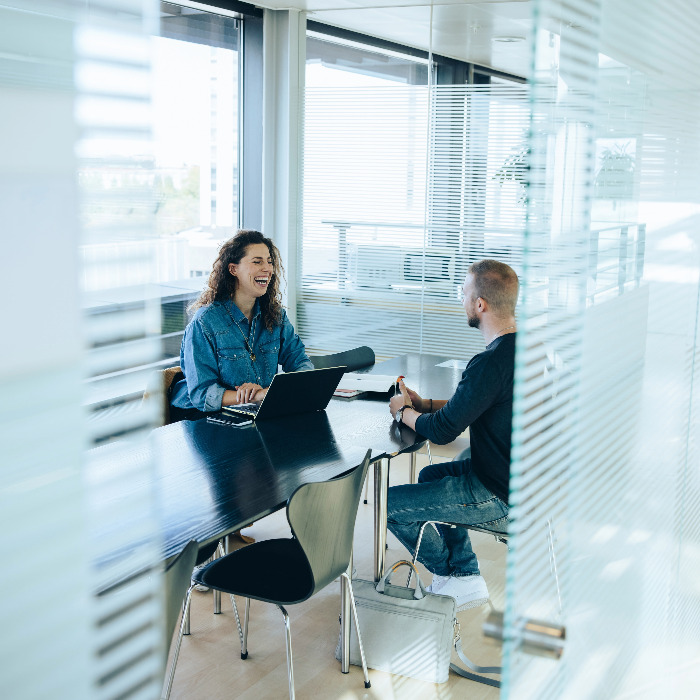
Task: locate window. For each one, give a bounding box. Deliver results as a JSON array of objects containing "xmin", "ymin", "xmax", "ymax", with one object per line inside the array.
[
  {"xmin": 80, "ymin": 3, "xmax": 245, "ymax": 414},
  {"xmin": 300, "ymin": 27, "xmax": 527, "ymax": 361}
]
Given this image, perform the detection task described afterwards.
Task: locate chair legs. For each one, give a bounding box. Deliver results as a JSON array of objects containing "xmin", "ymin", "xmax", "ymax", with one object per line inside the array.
[
  {"xmin": 162, "ymin": 582, "xmax": 195, "ymax": 700},
  {"xmin": 184, "ymin": 539, "xmax": 227, "ymax": 634},
  {"xmin": 241, "ymin": 597, "xmax": 250, "ymax": 659},
  {"xmin": 279, "ymin": 606, "xmax": 295, "ymax": 700},
  {"xmin": 239, "ymin": 584, "xmax": 368, "ymax": 700},
  {"xmin": 168, "ymin": 553, "xmax": 369, "ymax": 700},
  {"xmin": 340, "ymin": 572, "xmax": 371, "ymax": 688}
]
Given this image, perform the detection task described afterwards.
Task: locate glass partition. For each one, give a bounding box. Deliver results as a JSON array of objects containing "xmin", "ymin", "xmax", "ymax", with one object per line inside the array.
[
  {"xmin": 506, "ymin": 0, "xmax": 700, "ymax": 697},
  {"xmin": 302, "ymin": 3, "xmax": 700, "ymax": 698}
]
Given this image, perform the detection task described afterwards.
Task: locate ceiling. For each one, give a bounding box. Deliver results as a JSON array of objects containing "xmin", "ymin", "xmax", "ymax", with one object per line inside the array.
[{"xmin": 253, "ymin": 1, "xmax": 534, "ymax": 77}]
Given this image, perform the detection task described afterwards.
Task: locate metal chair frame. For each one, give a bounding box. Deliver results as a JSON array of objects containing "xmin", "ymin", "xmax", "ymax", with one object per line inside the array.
[
  {"xmin": 166, "ymin": 453, "xmax": 373, "ymax": 700},
  {"xmin": 162, "ymin": 538, "xmax": 235, "ymax": 700},
  {"xmin": 407, "ymin": 517, "xmax": 562, "ymax": 689}
]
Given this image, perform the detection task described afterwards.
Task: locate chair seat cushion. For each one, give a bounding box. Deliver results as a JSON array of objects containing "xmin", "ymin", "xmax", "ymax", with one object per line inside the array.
[{"xmin": 192, "ymin": 538, "xmax": 314, "ymax": 605}]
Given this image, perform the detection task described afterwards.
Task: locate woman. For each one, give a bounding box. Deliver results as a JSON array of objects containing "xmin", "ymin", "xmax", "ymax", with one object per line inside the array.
[{"xmin": 170, "ymin": 229, "xmax": 313, "ymax": 422}]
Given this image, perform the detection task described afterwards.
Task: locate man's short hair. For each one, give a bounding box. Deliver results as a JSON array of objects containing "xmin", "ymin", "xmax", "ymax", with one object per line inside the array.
[{"xmin": 467, "ymin": 259, "xmax": 519, "ymax": 316}]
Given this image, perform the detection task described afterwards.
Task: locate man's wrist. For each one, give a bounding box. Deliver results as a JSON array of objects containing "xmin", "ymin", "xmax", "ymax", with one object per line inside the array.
[{"xmin": 395, "ymin": 404, "xmax": 410, "ymax": 422}]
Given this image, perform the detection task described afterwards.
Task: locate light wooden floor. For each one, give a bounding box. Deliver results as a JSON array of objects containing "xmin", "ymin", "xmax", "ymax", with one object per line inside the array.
[{"xmin": 167, "ymin": 447, "xmax": 505, "ymax": 700}]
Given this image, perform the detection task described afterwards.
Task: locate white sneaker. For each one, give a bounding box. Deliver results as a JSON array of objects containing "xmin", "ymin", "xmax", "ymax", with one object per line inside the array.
[
  {"xmin": 193, "ymin": 562, "xmax": 210, "ymax": 592},
  {"xmin": 426, "ymin": 574, "xmax": 450, "ymax": 594},
  {"xmin": 435, "ymin": 575, "xmax": 489, "ymax": 611}
]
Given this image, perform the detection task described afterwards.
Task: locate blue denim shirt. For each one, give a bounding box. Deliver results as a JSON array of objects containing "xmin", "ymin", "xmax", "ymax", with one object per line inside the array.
[{"xmin": 171, "ymin": 299, "xmax": 313, "ymax": 412}]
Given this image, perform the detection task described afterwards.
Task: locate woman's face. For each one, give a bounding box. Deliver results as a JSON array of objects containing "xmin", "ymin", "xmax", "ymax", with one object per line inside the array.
[{"xmin": 228, "ymin": 243, "xmax": 274, "ymax": 302}]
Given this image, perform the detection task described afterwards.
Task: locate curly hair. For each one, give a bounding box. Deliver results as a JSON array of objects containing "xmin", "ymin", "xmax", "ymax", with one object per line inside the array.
[{"xmin": 188, "ymin": 230, "xmax": 285, "ymax": 331}]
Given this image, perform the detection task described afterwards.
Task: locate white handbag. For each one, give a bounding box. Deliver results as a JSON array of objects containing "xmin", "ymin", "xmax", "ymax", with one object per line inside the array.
[{"xmin": 335, "ymin": 560, "xmax": 457, "ymax": 683}]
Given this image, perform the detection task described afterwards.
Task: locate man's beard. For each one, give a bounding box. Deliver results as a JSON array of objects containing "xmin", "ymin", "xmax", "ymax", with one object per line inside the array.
[{"xmin": 467, "ymin": 311, "xmax": 480, "ymax": 329}]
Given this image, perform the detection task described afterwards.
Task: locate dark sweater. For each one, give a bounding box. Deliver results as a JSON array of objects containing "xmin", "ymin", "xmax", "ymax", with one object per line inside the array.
[{"xmin": 415, "ymin": 333, "xmax": 515, "ymax": 503}]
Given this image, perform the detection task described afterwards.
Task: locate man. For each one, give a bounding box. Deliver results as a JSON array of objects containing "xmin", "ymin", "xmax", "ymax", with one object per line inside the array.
[{"xmin": 388, "ymin": 259, "xmax": 518, "ymax": 611}]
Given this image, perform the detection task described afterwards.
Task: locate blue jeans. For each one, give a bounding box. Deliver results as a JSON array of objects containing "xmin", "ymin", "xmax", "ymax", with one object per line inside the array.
[{"xmin": 387, "ymin": 459, "xmax": 508, "ymax": 577}]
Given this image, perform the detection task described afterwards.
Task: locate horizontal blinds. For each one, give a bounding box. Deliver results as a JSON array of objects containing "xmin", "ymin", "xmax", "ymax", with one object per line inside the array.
[
  {"xmin": 76, "ymin": 3, "xmax": 165, "ymax": 699},
  {"xmin": 300, "ymin": 82, "xmax": 529, "ymax": 363},
  {"xmin": 506, "ymin": 1, "xmax": 700, "ymax": 698}
]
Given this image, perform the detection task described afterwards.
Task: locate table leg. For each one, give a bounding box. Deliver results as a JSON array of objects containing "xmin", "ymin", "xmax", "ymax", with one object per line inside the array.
[
  {"xmin": 409, "ymin": 452, "xmax": 418, "ymax": 484},
  {"xmin": 214, "ymin": 535, "xmax": 229, "ymax": 614},
  {"xmin": 340, "ymin": 550, "xmax": 353, "ymax": 673},
  {"xmin": 373, "ymin": 457, "xmax": 390, "ymax": 582}
]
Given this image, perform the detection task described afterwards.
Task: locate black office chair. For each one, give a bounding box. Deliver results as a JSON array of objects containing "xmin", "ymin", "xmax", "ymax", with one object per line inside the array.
[
  {"xmin": 310, "ymin": 345, "xmax": 375, "ymax": 372},
  {"xmin": 161, "ymin": 540, "xmax": 199, "ymax": 698},
  {"xmin": 186, "ymin": 451, "xmax": 374, "ymax": 700}
]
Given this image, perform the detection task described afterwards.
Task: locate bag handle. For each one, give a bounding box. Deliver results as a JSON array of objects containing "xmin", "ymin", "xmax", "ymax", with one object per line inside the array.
[{"xmin": 375, "ymin": 560, "xmax": 426, "ymax": 600}]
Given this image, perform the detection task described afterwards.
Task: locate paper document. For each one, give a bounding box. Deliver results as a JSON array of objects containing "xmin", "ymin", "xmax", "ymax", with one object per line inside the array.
[
  {"xmin": 336, "ymin": 373, "xmax": 407, "ymax": 394},
  {"xmin": 435, "ymin": 359, "xmax": 465, "ymax": 369}
]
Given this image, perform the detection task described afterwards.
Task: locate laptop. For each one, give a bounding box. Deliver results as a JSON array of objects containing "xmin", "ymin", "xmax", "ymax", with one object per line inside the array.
[{"xmin": 221, "ymin": 366, "xmax": 346, "ymax": 420}]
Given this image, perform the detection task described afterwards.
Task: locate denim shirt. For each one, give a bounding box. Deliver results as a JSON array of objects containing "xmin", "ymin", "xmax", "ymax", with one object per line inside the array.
[{"xmin": 171, "ymin": 299, "xmax": 313, "ymax": 412}]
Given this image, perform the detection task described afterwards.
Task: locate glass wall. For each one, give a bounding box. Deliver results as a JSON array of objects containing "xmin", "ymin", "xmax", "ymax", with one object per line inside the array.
[
  {"xmin": 300, "ymin": 3, "xmax": 700, "ymax": 697},
  {"xmin": 506, "ymin": 1, "xmax": 700, "ymax": 698}
]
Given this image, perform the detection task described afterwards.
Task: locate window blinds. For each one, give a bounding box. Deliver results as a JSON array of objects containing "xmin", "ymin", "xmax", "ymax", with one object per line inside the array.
[{"xmin": 300, "ymin": 81, "xmax": 529, "ymax": 363}]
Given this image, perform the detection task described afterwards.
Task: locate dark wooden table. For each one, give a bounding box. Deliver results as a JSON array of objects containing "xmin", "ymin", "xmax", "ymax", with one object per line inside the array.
[
  {"xmin": 90, "ymin": 353, "xmax": 461, "ymax": 563},
  {"xmin": 89, "ymin": 353, "xmax": 464, "ymax": 673}
]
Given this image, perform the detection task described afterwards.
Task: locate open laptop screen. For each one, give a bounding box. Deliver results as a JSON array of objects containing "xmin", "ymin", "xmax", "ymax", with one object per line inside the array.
[{"xmin": 221, "ymin": 366, "xmax": 346, "ymax": 420}]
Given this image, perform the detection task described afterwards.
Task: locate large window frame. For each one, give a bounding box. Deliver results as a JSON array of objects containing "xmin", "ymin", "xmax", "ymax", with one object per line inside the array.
[{"xmin": 84, "ymin": 0, "xmax": 263, "ymax": 422}]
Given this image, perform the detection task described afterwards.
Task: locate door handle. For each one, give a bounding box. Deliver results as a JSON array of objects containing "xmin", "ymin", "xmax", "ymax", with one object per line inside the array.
[{"xmin": 483, "ymin": 610, "xmax": 565, "ymax": 660}]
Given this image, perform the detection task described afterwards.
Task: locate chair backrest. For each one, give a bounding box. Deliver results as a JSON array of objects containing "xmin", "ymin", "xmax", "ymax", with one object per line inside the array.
[
  {"xmin": 143, "ymin": 365, "xmax": 184, "ymax": 426},
  {"xmin": 286, "ymin": 450, "xmax": 371, "ymax": 597},
  {"xmin": 310, "ymin": 346, "xmax": 375, "ymax": 373},
  {"xmin": 163, "ymin": 540, "xmax": 198, "ymax": 646}
]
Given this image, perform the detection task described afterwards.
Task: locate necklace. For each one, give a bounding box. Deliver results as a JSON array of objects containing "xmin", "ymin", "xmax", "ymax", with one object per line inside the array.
[
  {"xmin": 225, "ymin": 302, "xmax": 257, "ymax": 362},
  {"xmin": 489, "ymin": 324, "xmax": 516, "ymax": 345}
]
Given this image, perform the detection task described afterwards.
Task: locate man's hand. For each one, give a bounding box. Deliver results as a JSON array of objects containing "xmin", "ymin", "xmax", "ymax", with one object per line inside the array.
[
  {"xmin": 234, "ymin": 382, "xmax": 264, "ymax": 404},
  {"xmin": 389, "ymin": 378, "xmax": 414, "ymax": 420},
  {"xmin": 403, "ymin": 382, "xmax": 425, "ymax": 411}
]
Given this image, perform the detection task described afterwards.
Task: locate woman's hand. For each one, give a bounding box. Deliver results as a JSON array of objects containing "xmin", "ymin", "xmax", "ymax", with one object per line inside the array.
[
  {"xmin": 234, "ymin": 382, "xmax": 264, "ymax": 404},
  {"xmin": 250, "ymin": 386, "xmax": 268, "ymax": 403}
]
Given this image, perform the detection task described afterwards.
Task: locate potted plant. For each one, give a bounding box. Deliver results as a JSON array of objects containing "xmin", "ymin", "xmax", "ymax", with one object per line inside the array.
[{"xmin": 594, "ymin": 143, "xmax": 635, "ymax": 199}]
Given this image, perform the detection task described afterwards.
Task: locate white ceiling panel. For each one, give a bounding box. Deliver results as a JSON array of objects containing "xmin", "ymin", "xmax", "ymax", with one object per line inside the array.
[{"xmin": 304, "ymin": 2, "xmax": 533, "ymax": 76}]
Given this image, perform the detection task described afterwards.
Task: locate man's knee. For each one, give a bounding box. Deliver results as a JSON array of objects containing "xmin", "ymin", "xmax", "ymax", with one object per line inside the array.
[{"xmin": 417, "ymin": 460, "xmax": 452, "ymax": 484}]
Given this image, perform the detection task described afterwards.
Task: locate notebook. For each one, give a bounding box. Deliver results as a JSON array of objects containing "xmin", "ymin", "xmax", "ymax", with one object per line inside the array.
[{"xmin": 221, "ymin": 366, "xmax": 346, "ymax": 420}]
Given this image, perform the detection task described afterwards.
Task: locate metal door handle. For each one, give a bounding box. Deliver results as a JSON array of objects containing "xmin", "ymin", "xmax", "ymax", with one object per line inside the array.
[{"xmin": 483, "ymin": 610, "xmax": 565, "ymax": 660}]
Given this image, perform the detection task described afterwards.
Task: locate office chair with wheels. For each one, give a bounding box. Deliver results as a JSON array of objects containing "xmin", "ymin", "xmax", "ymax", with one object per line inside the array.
[
  {"xmin": 161, "ymin": 540, "xmax": 199, "ymax": 699},
  {"xmin": 186, "ymin": 451, "xmax": 374, "ymax": 700}
]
